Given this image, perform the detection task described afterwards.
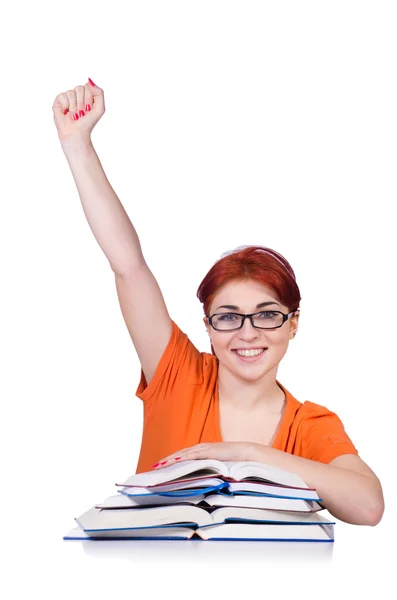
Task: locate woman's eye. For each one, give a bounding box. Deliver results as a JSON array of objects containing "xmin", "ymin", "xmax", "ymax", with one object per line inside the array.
[
  {"xmin": 218, "ymin": 313, "xmax": 237, "ymax": 321},
  {"xmin": 258, "ymin": 311, "xmax": 278, "ymax": 318}
]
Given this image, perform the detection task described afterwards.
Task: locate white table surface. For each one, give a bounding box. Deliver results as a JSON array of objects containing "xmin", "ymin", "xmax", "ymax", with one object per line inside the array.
[{"xmin": 5, "ymin": 511, "xmax": 394, "ymax": 600}]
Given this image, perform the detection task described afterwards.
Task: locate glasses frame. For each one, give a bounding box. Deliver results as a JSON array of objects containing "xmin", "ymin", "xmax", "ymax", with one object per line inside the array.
[{"xmin": 207, "ymin": 309, "xmax": 299, "ymax": 331}]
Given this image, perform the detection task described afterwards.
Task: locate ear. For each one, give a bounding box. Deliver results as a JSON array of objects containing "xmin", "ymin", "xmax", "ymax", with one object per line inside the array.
[
  {"xmin": 289, "ymin": 310, "xmax": 300, "ymax": 340},
  {"xmin": 203, "ymin": 316, "xmax": 216, "ymax": 355},
  {"xmin": 203, "ymin": 316, "xmax": 211, "ymax": 337}
]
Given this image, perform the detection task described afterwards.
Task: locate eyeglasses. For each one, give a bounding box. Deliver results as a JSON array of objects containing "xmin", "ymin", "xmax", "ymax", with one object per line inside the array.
[{"xmin": 207, "ymin": 309, "xmax": 298, "ymax": 331}]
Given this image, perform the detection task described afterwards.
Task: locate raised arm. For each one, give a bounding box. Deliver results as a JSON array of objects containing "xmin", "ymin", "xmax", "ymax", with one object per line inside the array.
[{"xmin": 53, "ymin": 79, "xmax": 172, "ymax": 383}]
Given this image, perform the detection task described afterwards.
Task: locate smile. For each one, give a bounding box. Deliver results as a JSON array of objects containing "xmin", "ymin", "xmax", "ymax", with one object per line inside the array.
[{"xmin": 232, "ymin": 348, "xmax": 267, "ymax": 360}]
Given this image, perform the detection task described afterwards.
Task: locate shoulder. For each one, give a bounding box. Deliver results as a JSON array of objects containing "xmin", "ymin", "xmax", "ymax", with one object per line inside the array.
[
  {"xmin": 279, "ymin": 382, "xmax": 348, "ymax": 433},
  {"xmin": 136, "ymin": 320, "xmax": 218, "ymax": 400},
  {"xmin": 171, "ymin": 321, "xmax": 218, "ymax": 381},
  {"xmin": 298, "ymin": 400, "xmax": 339, "ymax": 419},
  {"xmin": 276, "ymin": 383, "xmax": 358, "ymax": 462},
  {"xmin": 297, "ymin": 401, "xmax": 358, "ymax": 462},
  {"xmin": 294, "ymin": 400, "xmax": 357, "ymax": 462},
  {"xmin": 278, "ymin": 382, "xmax": 339, "ymax": 423},
  {"xmin": 295, "ymin": 399, "xmax": 347, "ymax": 433}
]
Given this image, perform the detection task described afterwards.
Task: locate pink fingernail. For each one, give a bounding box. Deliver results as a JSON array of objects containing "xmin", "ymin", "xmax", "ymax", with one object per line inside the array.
[
  {"xmin": 160, "ymin": 461, "xmax": 167, "ymax": 465},
  {"xmin": 152, "ymin": 462, "xmax": 159, "ymax": 468},
  {"xmin": 175, "ymin": 457, "xmax": 182, "ymax": 460},
  {"xmin": 85, "ymin": 104, "xmax": 91, "ymax": 112}
]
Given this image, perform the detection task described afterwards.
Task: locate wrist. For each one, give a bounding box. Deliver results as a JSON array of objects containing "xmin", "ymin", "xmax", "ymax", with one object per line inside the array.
[
  {"xmin": 248, "ymin": 442, "xmax": 266, "ymax": 462},
  {"xmin": 60, "ymin": 133, "xmax": 93, "ymax": 154}
]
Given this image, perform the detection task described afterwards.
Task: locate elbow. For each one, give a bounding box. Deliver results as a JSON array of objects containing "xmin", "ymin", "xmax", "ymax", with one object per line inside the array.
[
  {"xmin": 334, "ymin": 484, "xmax": 385, "ymax": 526},
  {"xmin": 364, "ymin": 501, "xmax": 385, "ymax": 527},
  {"xmin": 359, "ymin": 490, "xmax": 385, "ymax": 526}
]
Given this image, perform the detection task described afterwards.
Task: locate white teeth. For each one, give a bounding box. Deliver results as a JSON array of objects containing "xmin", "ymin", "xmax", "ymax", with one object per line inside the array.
[{"xmin": 235, "ymin": 348, "xmax": 265, "ymax": 357}]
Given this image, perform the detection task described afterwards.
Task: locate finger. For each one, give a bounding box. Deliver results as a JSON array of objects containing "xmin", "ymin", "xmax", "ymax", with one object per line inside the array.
[
  {"xmin": 154, "ymin": 453, "xmax": 185, "ymax": 468},
  {"xmin": 157, "ymin": 445, "xmax": 203, "ymax": 464},
  {"xmin": 84, "ymin": 82, "xmax": 94, "ymax": 112},
  {"xmin": 74, "ymin": 85, "xmax": 86, "ymax": 118},
  {"xmin": 159, "ymin": 443, "xmax": 213, "ymax": 462},
  {"xmin": 160, "ymin": 454, "xmax": 183, "ymax": 463},
  {"xmin": 157, "ymin": 444, "xmax": 209, "ymax": 464},
  {"xmin": 154, "ymin": 444, "xmax": 214, "ymax": 468},
  {"xmin": 165, "ymin": 450, "xmax": 207, "ymax": 465},
  {"xmin": 65, "ymin": 89, "xmax": 78, "ymax": 121},
  {"xmin": 183, "ymin": 449, "xmax": 210, "ymax": 460},
  {"xmin": 52, "ymin": 92, "xmax": 71, "ymax": 117},
  {"xmin": 156, "ymin": 449, "xmax": 209, "ymax": 468},
  {"xmin": 87, "ymin": 78, "xmax": 105, "ymax": 112}
]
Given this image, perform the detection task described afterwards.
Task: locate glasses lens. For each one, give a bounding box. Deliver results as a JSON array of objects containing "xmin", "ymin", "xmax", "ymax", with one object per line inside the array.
[
  {"xmin": 252, "ymin": 311, "xmax": 283, "ymax": 328},
  {"xmin": 212, "ymin": 314, "xmax": 243, "ymax": 330}
]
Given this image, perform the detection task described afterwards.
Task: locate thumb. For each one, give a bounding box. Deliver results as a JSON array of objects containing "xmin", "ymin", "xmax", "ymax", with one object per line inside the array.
[{"xmin": 88, "ymin": 77, "xmax": 105, "ymax": 110}]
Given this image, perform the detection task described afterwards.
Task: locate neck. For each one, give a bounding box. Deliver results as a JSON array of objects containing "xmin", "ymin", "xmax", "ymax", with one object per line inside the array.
[{"xmin": 217, "ymin": 364, "xmax": 285, "ymax": 411}]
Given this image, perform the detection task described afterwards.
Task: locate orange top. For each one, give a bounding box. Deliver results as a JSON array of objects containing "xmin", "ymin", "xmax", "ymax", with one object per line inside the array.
[{"xmin": 135, "ymin": 321, "xmax": 358, "ymax": 474}]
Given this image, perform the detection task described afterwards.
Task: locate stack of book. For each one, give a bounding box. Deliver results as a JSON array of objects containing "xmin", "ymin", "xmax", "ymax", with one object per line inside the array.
[{"xmin": 63, "ymin": 460, "xmax": 335, "ymax": 542}]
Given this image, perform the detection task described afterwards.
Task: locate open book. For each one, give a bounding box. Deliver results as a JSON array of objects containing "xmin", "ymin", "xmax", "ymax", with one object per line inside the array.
[
  {"xmin": 116, "ymin": 479, "xmax": 320, "ymax": 501},
  {"xmin": 64, "ymin": 523, "xmax": 334, "ymax": 541},
  {"xmin": 117, "ymin": 459, "xmax": 311, "ymax": 490},
  {"xmin": 98, "ymin": 492, "xmax": 321, "ymax": 513},
  {"xmin": 63, "ymin": 461, "xmax": 328, "ymax": 543},
  {"xmin": 66, "ymin": 505, "xmax": 334, "ymax": 542}
]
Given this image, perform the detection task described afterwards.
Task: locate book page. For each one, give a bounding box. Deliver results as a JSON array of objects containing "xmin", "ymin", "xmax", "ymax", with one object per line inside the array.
[
  {"xmin": 95, "ymin": 493, "xmax": 206, "ymax": 509},
  {"xmin": 205, "ymin": 493, "xmax": 321, "ymax": 512},
  {"xmin": 224, "ymin": 461, "xmax": 308, "ymax": 488},
  {"xmin": 64, "ymin": 527, "xmax": 196, "ymax": 540},
  {"xmin": 76, "ymin": 504, "xmax": 212, "ymax": 531},
  {"xmin": 227, "ymin": 481, "xmax": 320, "ymax": 500},
  {"xmin": 196, "ymin": 523, "xmax": 334, "ymax": 541},
  {"xmin": 118, "ymin": 459, "xmax": 228, "ymax": 488},
  {"xmin": 211, "ymin": 506, "xmax": 334, "ymax": 524}
]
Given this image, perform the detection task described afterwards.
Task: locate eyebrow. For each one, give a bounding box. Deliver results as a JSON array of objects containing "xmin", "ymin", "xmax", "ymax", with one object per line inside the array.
[{"xmin": 215, "ymin": 301, "xmax": 281, "ymax": 311}]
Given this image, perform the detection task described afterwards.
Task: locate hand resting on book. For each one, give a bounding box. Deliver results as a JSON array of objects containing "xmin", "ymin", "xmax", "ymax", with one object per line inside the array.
[{"xmin": 154, "ymin": 441, "xmax": 257, "ymax": 469}]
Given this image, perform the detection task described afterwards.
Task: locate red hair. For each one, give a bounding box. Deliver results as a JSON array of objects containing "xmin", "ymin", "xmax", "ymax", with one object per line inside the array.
[{"xmin": 196, "ymin": 245, "xmax": 301, "ymax": 316}]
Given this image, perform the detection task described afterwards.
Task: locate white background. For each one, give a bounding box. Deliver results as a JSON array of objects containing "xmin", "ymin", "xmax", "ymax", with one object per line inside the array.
[{"xmin": 1, "ymin": 1, "xmax": 396, "ymax": 598}]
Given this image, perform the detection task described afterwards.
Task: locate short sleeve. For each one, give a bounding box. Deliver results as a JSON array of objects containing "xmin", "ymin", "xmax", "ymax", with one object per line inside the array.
[
  {"xmin": 135, "ymin": 320, "xmax": 204, "ymax": 406},
  {"xmin": 301, "ymin": 403, "xmax": 359, "ymax": 464}
]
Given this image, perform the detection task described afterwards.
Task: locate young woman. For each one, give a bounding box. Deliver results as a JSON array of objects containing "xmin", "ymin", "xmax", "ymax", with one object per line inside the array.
[{"xmin": 52, "ymin": 78, "xmax": 384, "ymax": 527}]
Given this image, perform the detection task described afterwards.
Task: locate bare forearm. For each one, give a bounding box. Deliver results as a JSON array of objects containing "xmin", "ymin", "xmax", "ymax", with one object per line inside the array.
[
  {"xmin": 251, "ymin": 445, "xmax": 384, "ymax": 526},
  {"xmin": 60, "ymin": 134, "xmax": 143, "ymax": 275}
]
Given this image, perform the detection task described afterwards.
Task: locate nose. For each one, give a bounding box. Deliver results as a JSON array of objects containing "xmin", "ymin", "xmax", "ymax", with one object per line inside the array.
[{"xmin": 238, "ymin": 316, "xmax": 260, "ymax": 339}]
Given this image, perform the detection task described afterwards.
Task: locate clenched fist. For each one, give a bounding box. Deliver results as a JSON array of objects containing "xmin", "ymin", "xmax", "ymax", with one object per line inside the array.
[{"xmin": 52, "ymin": 78, "xmax": 106, "ymax": 143}]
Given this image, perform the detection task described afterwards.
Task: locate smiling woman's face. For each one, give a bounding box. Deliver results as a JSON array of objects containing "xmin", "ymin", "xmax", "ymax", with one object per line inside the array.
[{"xmin": 204, "ymin": 278, "xmax": 299, "ymax": 383}]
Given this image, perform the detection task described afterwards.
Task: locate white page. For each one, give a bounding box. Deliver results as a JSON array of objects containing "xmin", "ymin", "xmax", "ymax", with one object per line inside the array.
[
  {"xmin": 228, "ymin": 481, "xmax": 320, "ymax": 500},
  {"xmin": 118, "ymin": 459, "xmax": 228, "ymax": 487},
  {"xmin": 205, "ymin": 493, "xmax": 321, "ymax": 512},
  {"xmin": 63, "ymin": 526, "xmax": 195, "ymax": 540},
  {"xmin": 197, "ymin": 523, "xmax": 334, "ymax": 541},
  {"xmin": 223, "ymin": 461, "xmax": 308, "ymax": 488},
  {"xmin": 96, "ymin": 493, "xmax": 205, "ymax": 509},
  {"xmin": 76, "ymin": 504, "xmax": 212, "ymax": 531},
  {"xmin": 211, "ymin": 507, "xmax": 334, "ymax": 524}
]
